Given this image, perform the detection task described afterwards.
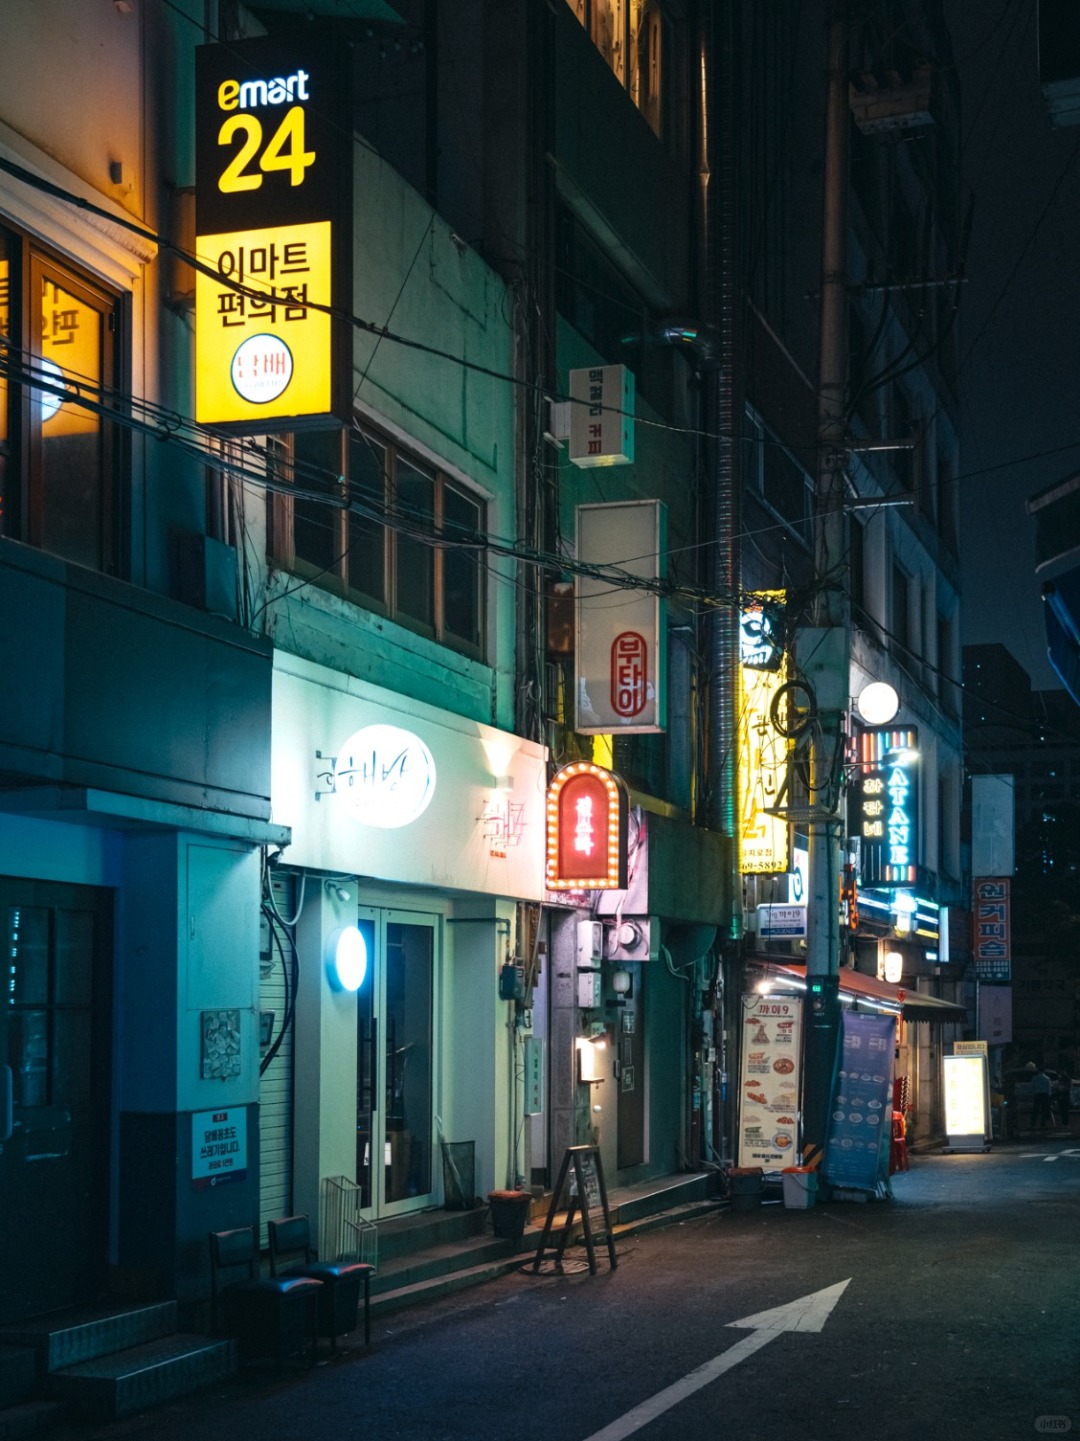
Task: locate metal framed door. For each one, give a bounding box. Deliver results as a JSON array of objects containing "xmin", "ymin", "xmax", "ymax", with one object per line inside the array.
[
  {"xmin": 0, "ymin": 878, "xmax": 113, "ymax": 1324},
  {"xmin": 356, "ymin": 910, "xmax": 438, "ymax": 1218}
]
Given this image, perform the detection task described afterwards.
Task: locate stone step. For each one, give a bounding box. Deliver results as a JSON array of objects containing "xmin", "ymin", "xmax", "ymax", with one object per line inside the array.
[
  {"xmin": 0, "ymin": 1347, "xmax": 36, "ymax": 1411},
  {"xmin": 373, "ymin": 1206, "xmax": 487, "ymax": 1262},
  {"xmin": 370, "ymin": 1232, "xmax": 521, "ymax": 1295},
  {"xmin": 47, "ymin": 1333, "xmax": 237, "ymax": 1422},
  {"xmin": 0, "ymin": 1399, "xmax": 68, "ymax": 1441},
  {"xmin": 0, "ymin": 1301, "xmax": 178, "ymax": 1373},
  {"xmin": 370, "ymin": 1255, "xmax": 531, "ymax": 1319}
]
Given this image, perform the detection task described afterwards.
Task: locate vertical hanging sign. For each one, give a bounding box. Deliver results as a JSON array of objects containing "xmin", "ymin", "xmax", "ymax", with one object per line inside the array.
[
  {"xmin": 972, "ymin": 877, "xmax": 1011, "ymax": 981},
  {"xmin": 195, "ymin": 38, "xmax": 352, "ymax": 429},
  {"xmin": 857, "ymin": 727, "xmax": 919, "ymax": 887},
  {"xmin": 738, "ymin": 593, "xmax": 790, "ymax": 874},
  {"xmin": 575, "ymin": 500, "xmax": 666, "ymax": 734},
  {"xmin": 568, "ymin": 364, "xmax": 635, "ymax": 467}
]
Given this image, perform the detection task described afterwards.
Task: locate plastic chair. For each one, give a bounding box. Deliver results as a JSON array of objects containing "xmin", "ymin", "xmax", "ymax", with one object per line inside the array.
[
  {"xmin": 209, "ymin": 1225, "xmax": 322, "ymax": 1362},
  {"xmin": 268, "ymin": 1214, "xmax": 374, "ymax": 1350},
  {"xmin": 889, "ymin": 1111, "xmax": 909, "ymax": 1174}
]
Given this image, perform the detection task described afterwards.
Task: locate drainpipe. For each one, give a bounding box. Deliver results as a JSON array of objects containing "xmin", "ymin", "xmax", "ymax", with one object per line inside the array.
[{"xmin": 700, "ymin": 0, "xmax": 743, "ymax": 1167}]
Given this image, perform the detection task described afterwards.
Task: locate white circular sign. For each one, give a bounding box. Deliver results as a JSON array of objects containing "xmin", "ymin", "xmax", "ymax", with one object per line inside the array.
[
  {"xmin": 230, "ymin": 334, "xmax": 294, "ymax": 404},
  {"xmin": 857, "ymin": 681, "xmax": 900, "ymax": 726},
  {"xmin": 335, "ymin": 724, "xmax": 437, "ymax": 828}
]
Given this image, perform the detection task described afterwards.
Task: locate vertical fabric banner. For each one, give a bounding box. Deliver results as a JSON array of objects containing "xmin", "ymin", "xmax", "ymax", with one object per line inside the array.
[{"xmin": 822, "ymin": 1011, "xmax": 894, "ymax": 1191}]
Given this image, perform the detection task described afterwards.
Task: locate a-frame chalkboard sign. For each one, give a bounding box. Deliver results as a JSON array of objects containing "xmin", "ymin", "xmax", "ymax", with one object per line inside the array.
[{"xmin": 529, "ymin": 1144, "xmax": 617, "ymax": 1275}]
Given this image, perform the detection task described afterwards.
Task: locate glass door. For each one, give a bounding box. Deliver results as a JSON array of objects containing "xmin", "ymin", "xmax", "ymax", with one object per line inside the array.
[
  {"xmin": 0, "ymin": 878, "xmax": 112, "ymax": 1324},
  {"xmin": 356, "ymin": 910, "xmax": 437, "ymax": 1218}
]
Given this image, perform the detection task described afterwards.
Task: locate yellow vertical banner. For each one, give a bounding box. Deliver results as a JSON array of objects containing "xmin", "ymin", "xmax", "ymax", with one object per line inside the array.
[{"xmin": 738, "ymin": 594, "xmax": 790, "ymax": 875}]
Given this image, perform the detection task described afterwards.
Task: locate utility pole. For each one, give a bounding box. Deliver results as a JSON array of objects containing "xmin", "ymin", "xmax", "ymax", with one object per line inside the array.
[{"xmin": 800, "ymin": 4, "xmax": 852, "ymax": 1165}]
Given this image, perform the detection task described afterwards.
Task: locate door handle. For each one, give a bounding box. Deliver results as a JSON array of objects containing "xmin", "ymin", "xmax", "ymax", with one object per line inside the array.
[{"xmin": 370, "ymin": 1018, "xmax": 377, "ymax": 1113}]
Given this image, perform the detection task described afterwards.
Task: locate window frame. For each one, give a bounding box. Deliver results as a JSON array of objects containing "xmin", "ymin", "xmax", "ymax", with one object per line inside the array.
[
  {"xmin": 269, "ymin": 422, "xmax": 487, "ymax": 662},
  {"xmin": 0, "ymin": 220, "xmax": 125, "ymax": 576}
]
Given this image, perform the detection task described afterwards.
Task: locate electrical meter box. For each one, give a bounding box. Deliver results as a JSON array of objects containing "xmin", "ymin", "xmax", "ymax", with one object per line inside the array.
[
  {"xmin": 577, "ymin": 968, "xmax": 602, "ymax": 1009},
  {"xmin": 576, "ymin": 919, "xmax": 603, "ymax": 966}
]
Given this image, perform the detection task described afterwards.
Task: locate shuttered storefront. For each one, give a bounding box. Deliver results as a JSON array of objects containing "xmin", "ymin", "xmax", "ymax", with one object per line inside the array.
[{"xmin": 259, "ymin": 870, "xmax": 296, "ymax": 1243}]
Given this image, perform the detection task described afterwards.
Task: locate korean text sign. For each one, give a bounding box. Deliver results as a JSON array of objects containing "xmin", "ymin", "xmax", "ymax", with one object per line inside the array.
[
  {"xmin": 195, "ymin": 38, "xmax": 351, "ymax": 428},
  {"xmin": 192, "ymin": 1107, "xmax": 248, "ymax": 1188},
  {"xmin": 737, "ymin": 993, "xmax": 803, "ymax": 1168}
]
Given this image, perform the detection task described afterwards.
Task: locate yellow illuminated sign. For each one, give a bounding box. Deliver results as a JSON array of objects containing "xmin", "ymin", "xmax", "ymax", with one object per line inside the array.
[
  {"xmin": 195, "ymin": 220, "xmax": 332, "ymax": 425},
  {"xmin": 738, "ymin": 591, "xmax": 790, "ymax": 875}
]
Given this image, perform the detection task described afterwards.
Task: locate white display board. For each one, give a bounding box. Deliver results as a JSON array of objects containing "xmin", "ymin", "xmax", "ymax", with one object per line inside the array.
[{"xmin": 942, "ymin": 1053, "xmax": 991, "ymax": 1154}]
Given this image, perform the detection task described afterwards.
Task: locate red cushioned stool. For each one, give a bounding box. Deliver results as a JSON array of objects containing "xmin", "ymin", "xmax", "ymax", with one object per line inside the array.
[{"xmin": 889, "ymin": 1110, "xmax": 909, "ymax": 1174}]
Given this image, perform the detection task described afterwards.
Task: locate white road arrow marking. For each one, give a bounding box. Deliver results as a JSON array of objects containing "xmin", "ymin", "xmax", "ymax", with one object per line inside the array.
[
  {"xmin": 1020, "ymin": 1148, "xmax": 1080, "ymax": 1162},
  {"xmin": 581, "ymin": 1280, "xmax": 851, "ymax": 1441}
]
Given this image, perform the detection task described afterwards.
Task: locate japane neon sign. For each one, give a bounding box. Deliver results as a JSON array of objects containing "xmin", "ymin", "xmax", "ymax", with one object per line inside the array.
[{"xmin": 857, "ymin": 727, "xmax": 919, "ymax": 887}]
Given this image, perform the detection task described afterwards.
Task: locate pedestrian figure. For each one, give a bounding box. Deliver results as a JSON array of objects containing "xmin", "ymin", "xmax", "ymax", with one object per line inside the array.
[
  {"xmin": 1031, "ymin": 1065, "xmax": 1054, "ymax": 1131},
  {"xmin": 1054, "ymin": 1070, "xmax": 1071, "ymax": 1129}
]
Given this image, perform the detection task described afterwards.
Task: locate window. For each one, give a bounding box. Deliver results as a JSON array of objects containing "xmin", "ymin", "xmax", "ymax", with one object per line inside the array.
[
  {"xmin": 849, "ymin": 516, "xmax": 866, "ymax": 619},
  {"xmin": 891, "ymin": 563, "xmax": 910, "ymax": 658},
  {"xmin": 743, "ymin": 404, "xmax": 813, "ymax": 546},
  {"xmin": 565, "ymin": 0, "xmax": 668, "ymax": 139},
  {"xmin": 0, "ymin": 223, "xmax": 123, "ymax": 573},
  {"xmin": 272, "ymin": 425, "xmax": 486, "ymax": 659}
]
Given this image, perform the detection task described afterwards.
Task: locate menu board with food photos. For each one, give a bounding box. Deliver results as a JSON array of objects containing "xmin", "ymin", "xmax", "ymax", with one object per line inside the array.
[
  {"xmin": 821, "ymin": 1011, "xmax": 895, "ymax": 1190},
  {"xmin": 737, "ymin": 992, "xmax": 804, "ymax": 1168}
]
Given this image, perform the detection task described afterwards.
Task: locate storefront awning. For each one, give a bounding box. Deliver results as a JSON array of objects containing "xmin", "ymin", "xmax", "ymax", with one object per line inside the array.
[{"xmin": 758, "ymin": 962, "xmax": 967, "ymax": 1023}]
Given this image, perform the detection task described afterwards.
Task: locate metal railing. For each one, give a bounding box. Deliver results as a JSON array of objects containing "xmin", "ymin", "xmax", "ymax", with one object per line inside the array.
[{"xmin": 321, "ymin": 1175, "xmax": 378, "ymax": 1270}]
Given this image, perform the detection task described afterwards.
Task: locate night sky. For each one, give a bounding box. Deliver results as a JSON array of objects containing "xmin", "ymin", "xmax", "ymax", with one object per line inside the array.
[{"xmin": 945, "ymin": 0, "xmax": 1080, "ymax": 689}]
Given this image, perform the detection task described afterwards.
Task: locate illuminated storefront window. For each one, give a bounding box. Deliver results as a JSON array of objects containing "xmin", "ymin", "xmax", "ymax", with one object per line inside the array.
[
  {"xmin": 0, "ymin": 224, "xmax": 121, "ymax": 574},
  {"xmin": 565, "ymin": 0, "xmax": 666, "ymax": 139}
]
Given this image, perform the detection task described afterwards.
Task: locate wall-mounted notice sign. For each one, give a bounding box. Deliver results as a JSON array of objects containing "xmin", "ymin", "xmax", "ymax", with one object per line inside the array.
[{"xmin": 192, "ymin": 1106, "xmax": 248, "ymax": 1188}]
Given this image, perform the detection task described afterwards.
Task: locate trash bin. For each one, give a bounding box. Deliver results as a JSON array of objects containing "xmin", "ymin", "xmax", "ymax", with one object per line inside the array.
[
  {"xmin": 781, "ymin": 1166, "xmax": 817, "ymax": 1210},
  {"xmin": 441, "ymin": 1140, "xmax": 476, "ymax": 1210},
  {"xmin": 487, "ymin": 1190, "xmax": 532, "ymax": 1239},
  {"xmin": 728, "ymin": 1166, "xmax": 764, "ymax": 1213}
]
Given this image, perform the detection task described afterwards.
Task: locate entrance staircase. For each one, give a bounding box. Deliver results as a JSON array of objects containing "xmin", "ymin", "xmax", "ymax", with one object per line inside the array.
[
  {"xmin": 0, "ymin": 1301, "xmax": 234, "ymax": 1437},
  {"xmin": 369, "ymin": 1168, "xmax": 723, "ymax": 1316},
  {"xmin": 0, "ymin": 1170, "xmax": 721, "ymax": 1439}
]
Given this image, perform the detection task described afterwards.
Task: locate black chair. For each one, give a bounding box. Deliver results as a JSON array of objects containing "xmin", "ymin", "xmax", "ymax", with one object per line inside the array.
[
  {"xmin": 268, "ymin": 1214, "xmax": 374, "ymax": 1350},
  {"xmin": 209, "ymin": 1225, "xmax": 322, "ymax": 1363}
]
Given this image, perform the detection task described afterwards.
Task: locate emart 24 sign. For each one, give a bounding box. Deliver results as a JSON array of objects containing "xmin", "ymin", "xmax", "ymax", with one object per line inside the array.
[{"xmin": 195, "ymin": 38, "xmax": 351, "ymax": 429}]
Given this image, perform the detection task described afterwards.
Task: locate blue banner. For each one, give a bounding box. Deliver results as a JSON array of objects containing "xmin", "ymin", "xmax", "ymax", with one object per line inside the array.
[{"xmin": 822, "ymin": 1012, "xmax": 894, "ymax": 1191}]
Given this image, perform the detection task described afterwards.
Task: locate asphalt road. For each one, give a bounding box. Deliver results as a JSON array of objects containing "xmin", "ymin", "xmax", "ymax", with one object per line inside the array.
[{"xmin": 65, "ymin": 1135, "xmax": 1080, "ymax": 1441}]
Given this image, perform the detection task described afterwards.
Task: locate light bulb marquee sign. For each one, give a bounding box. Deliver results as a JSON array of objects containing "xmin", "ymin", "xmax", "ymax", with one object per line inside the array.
[
  {"xmin": 195, "ymin": 37, "xmax": 351, "ymax": 430},
  {"xmin": 545, "ymin": 762, "xmax": 629, "ymax": 891},
  {"xmin": 857, "ymin": 727, "xmax": 919, "ymax": 888}
]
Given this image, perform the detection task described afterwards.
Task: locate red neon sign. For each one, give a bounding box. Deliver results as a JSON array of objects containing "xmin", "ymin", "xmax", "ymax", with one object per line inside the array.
[
  {"xmin": 545, "ymin": 762, "xmax": 628, "ymax": 890},
  {"xmin": 611, "ymin": 631, "xmax": 648, "ymax": 718}
]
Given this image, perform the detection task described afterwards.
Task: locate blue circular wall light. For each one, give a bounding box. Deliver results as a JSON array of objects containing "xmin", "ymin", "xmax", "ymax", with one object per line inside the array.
[{"xmin": 327, "ymin": 925, "xmax": 368, "ymax": 992}]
